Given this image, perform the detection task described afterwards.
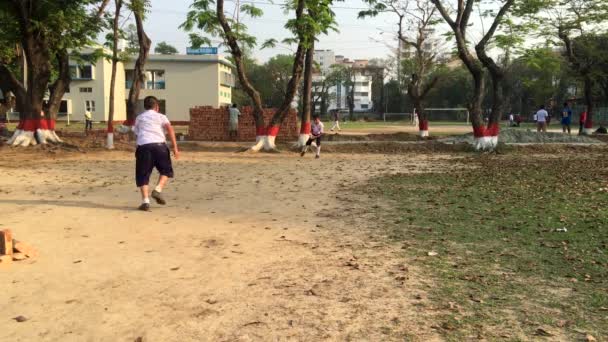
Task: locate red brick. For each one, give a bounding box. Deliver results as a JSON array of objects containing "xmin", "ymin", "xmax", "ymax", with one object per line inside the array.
[
  {"xmin": 0, "ymin": 229, "xmax": 12, "ymax": 256},
  {"xmin": 189, "ymin": 106, "xmax": 299, "ymax": 142}
]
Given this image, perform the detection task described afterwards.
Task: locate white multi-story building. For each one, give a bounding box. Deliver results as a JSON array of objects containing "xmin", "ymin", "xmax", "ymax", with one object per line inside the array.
[
  {"xmin": 54, "ymin": 48, "xmax": 234, "ymax": 123},
  {"xmin": 312, "ymin": 53, "xmax": 376, "ymax": 113},
  {"xmin": 313, "ymin": 49, "xmax": 335, "ymax": 74}
]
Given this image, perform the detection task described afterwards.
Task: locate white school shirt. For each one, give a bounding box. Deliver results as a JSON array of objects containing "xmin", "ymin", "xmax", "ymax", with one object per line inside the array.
[
  {"xmin": 311, "ymin": 121, "xmax": 324, "ymax": 136},
  {"xmin": 133, "ymin": 110, "xmax": 171, "ymax": 146},
  {"xmin": 536, "ymin": 109, "xmax": 549, "ymax": 123}
]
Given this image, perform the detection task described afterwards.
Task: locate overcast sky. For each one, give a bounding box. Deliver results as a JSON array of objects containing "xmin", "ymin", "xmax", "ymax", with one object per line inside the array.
[
  {"xmin": 142, "ymin": 0, "xmax": 498, "ymax": 63},
  {"xmin": 144, "ymin": 0, "xmax": 410, "ymax": 62}
]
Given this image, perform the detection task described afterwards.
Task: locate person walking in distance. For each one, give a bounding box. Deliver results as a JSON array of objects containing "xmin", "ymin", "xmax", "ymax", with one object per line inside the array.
[
  {"xmin": 536, "ymin": 105, "xmax": 549, "ymax": 133},
  {"xmin": 84, "ymin": 109, "xmax": 93, "ymax": 133},
  {"xmin": 561, "ymin": 102, "xmax": 573, "ymax": 134},
  {"xmin": 228, "ymin": 103, "xmax": 241, "ymax": 141},
  {"xmin": 579, "ymin": 108, "xmax": 588, "ymax": 135},
  {"xmin": 133, "ymin": 96, "xmax": 180, "ymax": 211},
  {"xmin": 330, "ymin": 109, "xmax": 341, "ymax": 132},
  {"xmin": 301, "ymin": 115, "xmax": 324, "ymax": 159}
]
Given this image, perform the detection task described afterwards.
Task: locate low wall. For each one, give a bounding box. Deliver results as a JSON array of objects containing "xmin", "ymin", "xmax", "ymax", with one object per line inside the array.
[{"xmin": 189, "ymin": 106, "xmax": 298, "ymax": 141}]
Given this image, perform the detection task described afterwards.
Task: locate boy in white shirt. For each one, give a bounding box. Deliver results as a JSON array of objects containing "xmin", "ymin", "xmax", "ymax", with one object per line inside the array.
[
  {"xmin": 301, "ymin": 115, "xmax": 324, "ymax": 159},
  {"xmin": 535, "ymin": 105, "xmax": 549, "ymax": 133},
  {"xmin": 133, "ymin": 96, "xmax": 180, "ymax": 211}
]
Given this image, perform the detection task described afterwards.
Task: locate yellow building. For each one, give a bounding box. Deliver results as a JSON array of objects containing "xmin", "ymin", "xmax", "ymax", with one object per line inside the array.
[{"xmin": 60, "ymin": 51, "xmax": 234, "ymax": 123}]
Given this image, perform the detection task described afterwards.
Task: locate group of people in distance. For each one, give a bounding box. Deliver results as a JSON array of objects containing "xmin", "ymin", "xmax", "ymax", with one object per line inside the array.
[{"xmin": 534, "ymin": 102, "xmax": 587, "ymax": 135}]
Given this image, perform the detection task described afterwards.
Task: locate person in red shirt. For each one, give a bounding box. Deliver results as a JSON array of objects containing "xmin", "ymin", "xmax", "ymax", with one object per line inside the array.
[{"xmin": 579, "ymin": 110, "xmax": 587, "ymax": 135}]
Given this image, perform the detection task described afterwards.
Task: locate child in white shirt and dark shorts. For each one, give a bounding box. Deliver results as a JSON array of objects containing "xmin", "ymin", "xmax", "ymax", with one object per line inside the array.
[{"xmin": 301, "ymin": 115, "xmax": 324, "ymax": 159}]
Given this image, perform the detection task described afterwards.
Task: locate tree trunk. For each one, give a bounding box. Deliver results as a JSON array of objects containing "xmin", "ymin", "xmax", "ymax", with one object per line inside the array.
[
  {"xmin": 125, "ymin": 9, "xmax": 151, "ymax": 126},
  {"xmin": 348, "ymin": 81, "xmax": 355, "ymax": 121},
  {"xmin": 250, "ymin": 0, "xmax": 307, "ymax": 151},
  {"xmin": 475, "ymin": 46, "xmax": 505, "ymax": 150},
  {"xmin": 297, "ymin": 43, "xmax": 314, "ymax": 147},
  {"xmin": 583, "ymin": 75, "xmax": 594, "ymax": 134},
  {"xmin": 108, "ymin": 0, "xmax": 123, "ymax": 148},
  {"xmin": 6, "ymin": 2, "xmax": 55, "ymax": 147},
  {"xmin": 216, "ymin": 0, "xmax": 265, "ymax": 135}
]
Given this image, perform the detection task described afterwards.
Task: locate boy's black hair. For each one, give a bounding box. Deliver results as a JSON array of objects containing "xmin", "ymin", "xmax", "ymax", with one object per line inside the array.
[
  {"xmin": 144, "ymin": 96, "xmax": 159, "ymax": 110},
  {"xmin": 232, "ymin": 103, "xmax": 237, "ymax": 108},
  {"xmin": 540, "ymin": 104, "xmax": 545, "ymax": 109},
  {"xmin": 312, "ymin": 114, "xmax": 320, "ymax": 120},
  {"xmin": 563, "ymin": 102, "xmax": 569, "ymax": 107}
]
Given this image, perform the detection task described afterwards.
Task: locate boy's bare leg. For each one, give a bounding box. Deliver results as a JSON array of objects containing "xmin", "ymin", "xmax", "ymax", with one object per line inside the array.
[
  {"xmin": 140, "ymin": 185, "xmax": 150, "ymax": 201},
  {"xmin": 156, "ymin": 175, "xmax": 169, "ymax": 192},
  {"xmin": 151, "ymin": 175, "xmax": 169, "ymax": 205}
]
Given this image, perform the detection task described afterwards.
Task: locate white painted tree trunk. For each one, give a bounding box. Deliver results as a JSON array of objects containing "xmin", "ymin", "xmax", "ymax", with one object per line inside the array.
[
  {"xmin": 8, "ymin": 130, "xmax": 37, "ymax": 147},
  {"xmin": 583, "ymin": 127, "xmax": 593, "ymax": 135},
  {"xmin": 474, "ymin": 136, "xmax": 498, "ymax": 151},
  {"xmin": 419, "ymin": 130, "xmax": 429, "ymax": 137},
  {"xmin": 294, "ymin": 133, "xmax": 310, "ymax": 149},
  {"xmin": 249, "ymin": 135, "xmax": 278, "ymax": 152},
  {"xmin": 107, "ymin": 132, "xmax": 114, "ymax": 149},
  {"xmin": 36, "ymin": 129, "xmax": 62, "ymax": 144}
]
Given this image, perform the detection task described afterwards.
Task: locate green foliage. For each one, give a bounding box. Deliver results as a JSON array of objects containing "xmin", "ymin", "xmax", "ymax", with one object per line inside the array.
[
  {"xmin": 0, "ymin": 0, "xmax": 108, "ymax": 88},
  {"xmin": 180, "ymin": 0, "xmax": 263, "ymax": 50},
  {"xmin": 425, "ymin": 65, "xmax": 474, "ymax": 108},
  {"xmin": 154, "ymin": 41, "xmax": 179, "ymax": 54}
]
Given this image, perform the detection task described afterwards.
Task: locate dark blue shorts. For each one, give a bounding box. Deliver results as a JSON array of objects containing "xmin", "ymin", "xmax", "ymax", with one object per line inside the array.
[
  {"xmin": 306, "ymin": 136, "xmax": 322, "ymax": 146},
  {"xmin": 135, "ymin": 143, "xmax": 174, "ymax": 187}
]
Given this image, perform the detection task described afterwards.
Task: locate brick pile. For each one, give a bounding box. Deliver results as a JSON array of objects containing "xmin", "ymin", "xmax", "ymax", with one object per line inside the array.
[{"xmin": 189, "ymin": 106, "xmax": 299, "ymax": 141}]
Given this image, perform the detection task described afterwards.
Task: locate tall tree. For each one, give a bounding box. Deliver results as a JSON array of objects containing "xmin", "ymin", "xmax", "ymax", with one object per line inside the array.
[
  {"xmin": 360, "ymin": 0, "xmax": 441, "ymax": 137},
  {"xmin": 298, "ymin": 0, "xmax": 337, "ymax": 147},
  {"xmin": 299, "ymin": 42, "xmax": 314, "ymax": 146},
  {"xmin": 182, "ymin": 0, "xmax": 332, "ymax": 151},
  {"xmin": 431, "ymin": 0, "xmax": 543, "ymax": 149},
  {"xmin": 1, "ymin": 0, "xmax": 106, "ymax": 146},
  {"xmin": 155, "ymin": 41, "xmax": 179, "ymax": 55},
  {"xmin": 543, "ymin": 0, "xmax": 608, "ymax": 134},
  {"xmin": 124, "ymin": 0, "xmax": 151, "ymax": 126},
  {"xmin": 106, "ymin": 0, "xmax": 124, "ymax": 149}
]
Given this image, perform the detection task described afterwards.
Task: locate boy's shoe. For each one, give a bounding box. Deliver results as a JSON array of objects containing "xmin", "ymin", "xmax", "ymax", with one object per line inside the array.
[
  {"xmin": 138, "ymin": 203, "xmax": 150, "ymax": 211},
  {"xmin": 315, "ymin": 155, "xmax": 320, "ymax": 159},
  {"xmin": 151, "ymin": 190, "xmax": 166, "ymax": 205},
  {"xmin": 300, "ymin": 151, "xmax": 306, "ymax": 157}
]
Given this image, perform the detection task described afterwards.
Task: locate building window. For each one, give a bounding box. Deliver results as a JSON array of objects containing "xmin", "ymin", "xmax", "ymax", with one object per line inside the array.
[
  {"xmin": 220, "ymin": 71, "xmax": 235, "ymax": 87},
  {"xmin": 125, "ymin": 69, "xmax": 134, "ymax": 88},
  {"xmin": 361, "ymin": 104, "xmax": 369, "ymax": 109},
  {"xmin": 145, "ymin": 70, "xmax": 165, "ymax": 89},
  {"xmin": 79, "ymin": 87, "xmax": 93, "ymax": 93},
  {"xmin": 355, "ymin": 92, "xmax": 369, "ymax": 97},
  {"xmin": 70, "ymin": 65, "xmax": 94, "ymax": 80},
  {"xmin": 85, "ymin": 100, "xmax": 95, "ymax": 112},
  {"xmin": 56, "ymin": 100, "xmax": 69, "ymax": 114}
]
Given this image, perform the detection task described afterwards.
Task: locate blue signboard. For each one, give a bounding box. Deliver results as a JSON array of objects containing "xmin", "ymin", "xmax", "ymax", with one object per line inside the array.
[{"xmin": 186, "ymin": 47, "xmax": 218, "ymax": 55}]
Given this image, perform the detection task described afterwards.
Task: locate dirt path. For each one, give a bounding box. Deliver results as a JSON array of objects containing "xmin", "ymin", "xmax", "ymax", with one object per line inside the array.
[{"xmin": 0, "ymin": 150, "xmax": 453, "ymax": 341}]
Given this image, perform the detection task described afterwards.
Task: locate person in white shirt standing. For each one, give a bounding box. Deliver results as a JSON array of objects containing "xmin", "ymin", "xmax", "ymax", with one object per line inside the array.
[
  {"xmin": 133, "ymin": 96, "xmax": 180, "ymax": 211},
  {"xmin": 228, "ymin": 103, "xmax": 241, "ymax": 140},
  {"xmin": 535, "ymin": 105, "xmax": 549, "ymax": 133},
  {"xmin": 301, "ymin": 115, "xmax": 324, "ymax": 159},
  {"xmin": 84, "ymin": 110, "xmax": 93, "ymax": 133}
]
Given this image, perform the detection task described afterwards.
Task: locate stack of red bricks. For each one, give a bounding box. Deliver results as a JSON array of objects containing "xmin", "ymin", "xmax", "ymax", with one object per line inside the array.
[
  {"xmin": 189, "ymin": 106, "xmax": 299, "ymax": 141},
  {"xmin": 0, "ymin": 229, "xmax": 37, "ymax": 265}
]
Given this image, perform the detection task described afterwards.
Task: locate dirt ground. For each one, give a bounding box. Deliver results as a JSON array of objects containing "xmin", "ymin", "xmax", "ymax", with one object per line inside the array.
[{"xmin": 0, "ymin": 148, "xmax": 455, "ymax": 341}]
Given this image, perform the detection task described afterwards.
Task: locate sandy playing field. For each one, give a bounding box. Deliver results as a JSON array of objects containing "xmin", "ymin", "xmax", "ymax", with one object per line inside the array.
[{"xmin": 0, "ymin": 148, "xmax": 451, "ymax": 341}]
